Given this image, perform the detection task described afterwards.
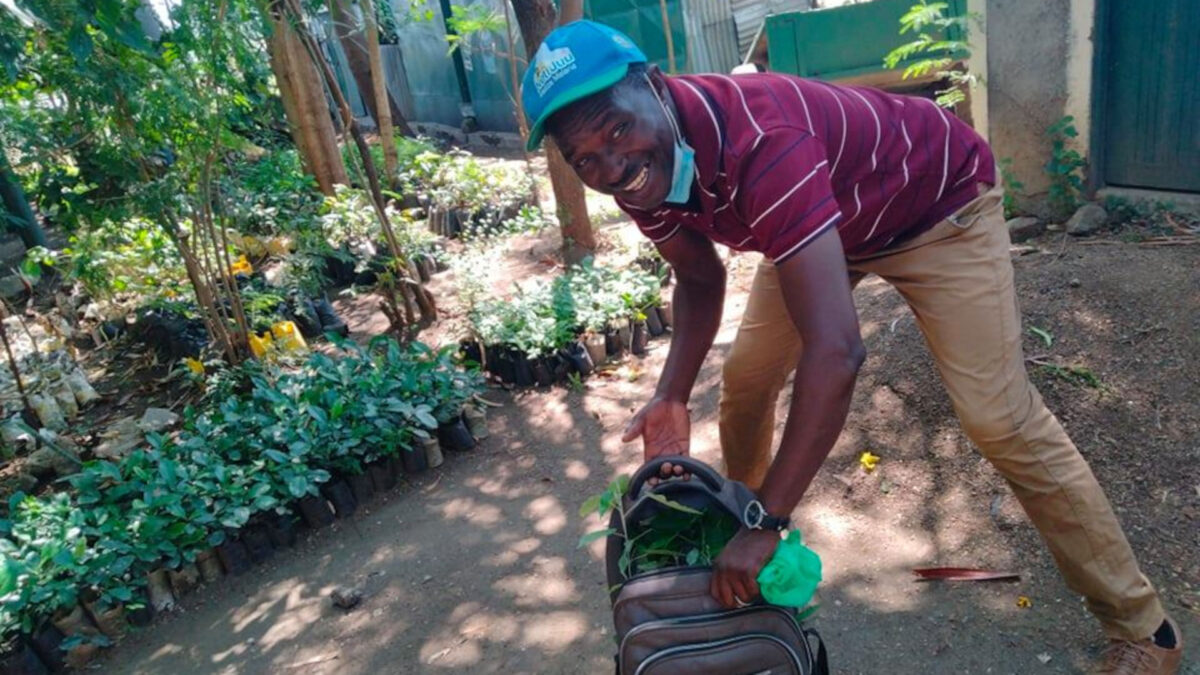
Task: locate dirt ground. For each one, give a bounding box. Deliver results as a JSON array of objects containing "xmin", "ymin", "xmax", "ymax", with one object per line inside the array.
[{"xmin": 99, "ymin": 220, "xmax": 1198, "ymax": 674}]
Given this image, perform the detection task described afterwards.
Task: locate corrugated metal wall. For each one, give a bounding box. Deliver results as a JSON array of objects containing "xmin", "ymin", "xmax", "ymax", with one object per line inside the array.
[
  {"xmin": 682, "ymin": 0, "xmax": 741, "ymax": 73},
  {"xmin": 731, "ymin": 0, "xmax": 814, "ymax": 61}
]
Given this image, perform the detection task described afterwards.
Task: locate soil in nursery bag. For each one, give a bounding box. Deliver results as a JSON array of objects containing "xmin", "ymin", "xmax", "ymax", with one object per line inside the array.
[
  {"xmin": 297, "ymin": 495, "xmax": 335, "ymax": 528},
  {"xmin": 311, "ymin": 297, "xmax": 349, "ymax": 337},
  {"xmin": 563, "ymin": 341, "xmax": 594, "ymax": 376},
  {"xmin": 195, "ymin": 548, "xmax": 224, "ymax": 583},
  {"xmin": 347, "ymin": 471, "xmax": 376, "ymax": 505},
  {"xmin": 368, "ymin": 458, "xmax": 397, "ymax": 492},
  {"xmin": 84, "ymin": 601, "xmax": 127, "ymax": 643},
  {"xmin": 584, "ymin": 333, "xmax": 607, "ymax": 366},
  {"xmin": 493, "ymin": 349, "xmax": 516, "ymax": 384},
  {"xmin": 167, "ymin": 563, "xmax": 201, "ymax": 598},
  {"xmin": 645, "ymin": 308, "xmax": 665, "ymax": 336},
  {"xmin": 460, "ymin": 339, "xmax": 483, "ymax": 366},
  {"xmin": 512, "ymin": 353, "xmax": 535, "ymax": 387},
  {"xmin": 531, "ymin": 357, "xmax": 554, "ymax": 387},
  {"xmin": 28, "ymin": 625, "xmax": 65, "ymax": 673},
  {"xmin": 550, "ymin": 353, "xmax": 572, "ymax": 382},
  {"xmin": 216, "ymin": 538, "xmax": 253, "ymax": 576},
  {"xmin": 464, "ymin": 405, "xmax": 489, "ymax": 440},
  {"xmin": 124, "ymin": 589, "xmax": 154, "ymax": 627},
  {"xmin": 438, "ymin": 418, "xmax": 476, "ymax": 451},
  {"xmin": 321, "ymin": 479, "xmax": 358, "ymax": 518},
  {"xmin": 265, "ymin": 513, "xmax": 300, "ymax": 549},
  {"xmin": 631, "ymin": 320, "xmax": 648, "ymax": 355},
  {"xmin": 0, "ymin": 637, "xmax": 47, "ymax": 675},
  {"xmin": 605, "ymin": 328, "xmax": 623, "ymax": 357},
  {"xmin": 422, "ymin": 436, "xmax": 444, "ymax": 468},
  {"xmin": 51, "ymin": 604, "xmax": 100, "ymax": 670},
  {"xmin": 241, "ymin": 524, "xmax": 275, "ymax": 564},
  {"xmin": 401, "ymin": 444, "xmax": 429, "ymax": 474},
  {"xmin": 146, "ymin": 568, "xmax": 177, "ymax": 612}
]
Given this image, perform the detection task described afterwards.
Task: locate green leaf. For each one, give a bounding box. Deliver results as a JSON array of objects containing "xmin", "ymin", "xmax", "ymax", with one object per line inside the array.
[
  {"xmin": 577, "ymin": 528, "xmax": 615, "ymax": 548},
  {"xmin": 647, "ymin": 492, "xmax": 702, "ymax": 515},
  {"xmin": 578, "ymin": 494, "xmax": 602, "ymax": 518},
  {"xmin": 1028, "ymin": 326, "xmax": 1054, "ymax": 347}
]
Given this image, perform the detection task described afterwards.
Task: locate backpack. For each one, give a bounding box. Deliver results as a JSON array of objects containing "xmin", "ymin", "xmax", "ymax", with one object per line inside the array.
[{"xmin": 605, "ymin": 456, "xmax": 829, "ymax": 675}]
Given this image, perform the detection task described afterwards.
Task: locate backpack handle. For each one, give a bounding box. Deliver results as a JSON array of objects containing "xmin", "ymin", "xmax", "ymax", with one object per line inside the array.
[{"xmin": 628, "ymin": 455, "xmax": 725, "ymax": 497}]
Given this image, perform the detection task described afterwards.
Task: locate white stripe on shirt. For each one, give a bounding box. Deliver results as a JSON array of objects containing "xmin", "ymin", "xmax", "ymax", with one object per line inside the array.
[
  {"xmin": 642, "ymin": 220, "xmax": 667, "ymax": 231},
  {"xmin": 952, "ymin": 153, "xmax": 981, "ymax": 188},
  {"xmin": 846, "ymin": 88, "xmax": 881, "ymax": 172},
  {"xmin": 651, "ymin": 223, "xmax": 681, "ymax": 244},
  {"xmin": 772, "ymin": 213, "xmax": 840, "ymax": 263},
  {"xmin": 829, "ymin": 89, "xmax": 848, "ymax": 179},
  {"xmin": 865, "ymin": 119, "xmax": 913, "ymax": 240},
  {"xmin": 749, "ymin": 160, "xmax": 829, "ymax": 229},
  {"xmin": 779, "ymin": 75, "xmax": 814, "ymax": 130},
  {"xmin": 678, "ymin": 79, "xmax": 723, "ymax": 147},
  {"xmin": 716, "ymin": 75, "xmax": 765, "ymax": 140},
  {"xmin": 933, "ymin": 100, "xmax": 951, "ymax": 201}
]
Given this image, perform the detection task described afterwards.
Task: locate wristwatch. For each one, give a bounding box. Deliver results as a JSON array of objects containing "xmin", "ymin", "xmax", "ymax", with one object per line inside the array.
[{"xmin": 742, "ymin": 499, "xmax": 790, "ymax": 532}]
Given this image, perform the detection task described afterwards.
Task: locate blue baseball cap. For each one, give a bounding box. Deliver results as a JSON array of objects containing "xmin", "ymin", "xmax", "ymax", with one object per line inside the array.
[{"xmin": 521, "ymin": 20, "xmax": 647, "ymax": 152}]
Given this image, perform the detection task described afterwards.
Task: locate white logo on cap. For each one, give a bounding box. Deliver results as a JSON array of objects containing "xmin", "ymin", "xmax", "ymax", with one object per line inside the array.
[{"xmin": 533, "ymin": 43, "xmax": 577, "ymax": 96}]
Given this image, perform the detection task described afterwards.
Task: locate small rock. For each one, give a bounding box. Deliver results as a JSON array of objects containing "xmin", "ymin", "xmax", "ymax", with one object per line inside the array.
[
  {"xmin": 0, "ymin": 274, "xmax": 28, "ymax": 301},
  {"xmin": 1006, "ymin": 216, "xmax": 1045, "ymax": 243},
  {"xmin": 25, "ymin": 445, "xmax": 78, "ymax": 479},
  {"xmin": 1066, "ymin": 203, "xmax": 1108, "ymax": 236},
  {"xmin": 330, "ymin": 586, "xmax": 363, "ymax": 610},
  {"xmin": 95, "ymin": 415, "xmax": 142, "ymax": 460},
  {"xmin": 1036, "ymin": 652, "xmax": 1052, "ymax": 664},
  {"xmin": 138, "ymin": 407, "xmax": 180, "ymax": 433},
  {"xmin": 1069, "ymin": 278, "xmax": 1082, "ymax": 288}
]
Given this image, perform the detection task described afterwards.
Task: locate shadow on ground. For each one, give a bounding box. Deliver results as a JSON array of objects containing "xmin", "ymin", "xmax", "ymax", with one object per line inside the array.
[{"xmin": 102, "ymin": 239, "xmax": 1198, "ymax": 675}]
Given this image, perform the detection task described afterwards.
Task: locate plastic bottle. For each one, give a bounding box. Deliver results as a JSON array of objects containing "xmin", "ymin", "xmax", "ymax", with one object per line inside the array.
[
  {"xmin": 30, "ymin": 392, "xmax": 67, "ymax": 431},
  {"xmin": 67, "ymin": 367, "xmax": 100, "ymax": 405}
]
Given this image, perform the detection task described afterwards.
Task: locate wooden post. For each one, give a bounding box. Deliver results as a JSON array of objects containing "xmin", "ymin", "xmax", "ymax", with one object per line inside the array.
[{"xmin": 659, "ymin": 0, "xmax": 676, "ymax": 74}]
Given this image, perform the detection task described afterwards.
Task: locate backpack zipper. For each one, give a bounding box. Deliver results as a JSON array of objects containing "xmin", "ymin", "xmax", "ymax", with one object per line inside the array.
[
  {"xmin": 631, "ymin": 632, "xmax": 805, "ymax": 675},
  {"xmin": 619, "ymin": 606, "xmax": 810, "ymax": 670}
]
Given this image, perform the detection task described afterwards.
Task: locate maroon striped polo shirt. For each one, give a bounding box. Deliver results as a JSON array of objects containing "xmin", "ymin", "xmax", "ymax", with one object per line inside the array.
[{"xmin": 616, "ymin": 73, "xmax": 995, "ymax": 262}]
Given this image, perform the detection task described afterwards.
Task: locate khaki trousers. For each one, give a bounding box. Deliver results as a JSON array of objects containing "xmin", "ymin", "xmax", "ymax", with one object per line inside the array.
[{"xmin": 717, "ymin": 182, "xmax": 1165, "ymax": 640}]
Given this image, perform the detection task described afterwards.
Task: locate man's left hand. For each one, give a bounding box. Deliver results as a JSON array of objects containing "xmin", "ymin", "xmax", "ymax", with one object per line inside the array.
[{"xmin": 711, "ymin": 527, "xmax": 781, "ymax": 608}]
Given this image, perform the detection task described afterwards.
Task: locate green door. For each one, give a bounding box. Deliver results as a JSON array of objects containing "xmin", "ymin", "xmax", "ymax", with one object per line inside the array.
[{"xmin": 1101, "ymin": 0, "xmax": 1200, "ymax": 192}]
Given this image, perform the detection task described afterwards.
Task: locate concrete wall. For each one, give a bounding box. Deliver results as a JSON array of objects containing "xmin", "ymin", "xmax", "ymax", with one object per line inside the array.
[{"xmin": 984, "ymin": 0, "xmax": 1095, "ymax": 217}]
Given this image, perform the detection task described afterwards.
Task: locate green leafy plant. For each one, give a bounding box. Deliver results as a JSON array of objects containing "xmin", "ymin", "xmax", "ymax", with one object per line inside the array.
[
  {"xmin": 998, "ymin": 157, "xmax": 1025, "ymax": 219},
  {"xmin": 883, "ymin": 1, "xmax": 981, "ymax": 108},
  {"xmin": 579, "ymin": 475, "xmax": 739, "ymax": 579},
  {"xmin": 1045, "ymin": 116, "xmax": 1088, "ymax": 218}
]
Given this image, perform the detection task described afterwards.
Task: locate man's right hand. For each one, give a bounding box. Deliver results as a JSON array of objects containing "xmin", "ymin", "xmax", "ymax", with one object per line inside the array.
[{"xmin": 622, "ymin": 397, "xmax": 691, "ymax": 483}]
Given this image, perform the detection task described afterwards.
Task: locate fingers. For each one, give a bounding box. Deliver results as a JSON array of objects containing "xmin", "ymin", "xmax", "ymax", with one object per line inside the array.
[
  {"xmin": 620, "ymin": 414, "xmax": 645, "ymax": 443},
  {"xmin": 711, "ymin": 570, "xmax": 735, "ymax": 609}
]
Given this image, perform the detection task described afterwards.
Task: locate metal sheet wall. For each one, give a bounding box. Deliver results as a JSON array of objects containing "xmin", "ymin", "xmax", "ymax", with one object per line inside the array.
[{"xmin": 682, "ymin": 0, "xmax": 741, "ymax": 74}]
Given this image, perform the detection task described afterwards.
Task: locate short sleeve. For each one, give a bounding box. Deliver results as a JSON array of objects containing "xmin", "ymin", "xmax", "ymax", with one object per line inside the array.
[
  {"xmin": 617, "ymin": 201, "xmax": 681, "ymax": 245},
  {"xmin": 733, "ymin": 130, "xmax": 842, "ymax": 263}
]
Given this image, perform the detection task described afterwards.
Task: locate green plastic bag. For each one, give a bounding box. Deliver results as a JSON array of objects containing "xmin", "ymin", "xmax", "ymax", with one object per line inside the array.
[{"xmin": 757, "ymin": 530, "xmax": 822, "ymax": 607}]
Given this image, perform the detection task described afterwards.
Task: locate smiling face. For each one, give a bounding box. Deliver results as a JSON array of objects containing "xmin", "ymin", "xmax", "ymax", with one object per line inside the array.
[{"xmin": 545, "ymin": 66, "xmax": 678, "ymax": 210}]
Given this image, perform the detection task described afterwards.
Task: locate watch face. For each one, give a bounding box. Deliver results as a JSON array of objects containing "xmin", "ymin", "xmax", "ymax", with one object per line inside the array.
[{"xmin": 743, "ymin": 500, "xmax": 765, "ymax": 529}]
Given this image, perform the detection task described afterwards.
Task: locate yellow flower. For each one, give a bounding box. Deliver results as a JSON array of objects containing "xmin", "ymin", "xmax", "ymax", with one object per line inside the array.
[
  {"xmin": 183, "ymin": 358, "xmax": 205, "ymax": 376},
  {"xmin": 859, "ymin": 451, "xmax": 880, "ymax": 472},
  {"xmin": 1016, "ymin": 596, "xmax": 1032, "ymax": 608}
]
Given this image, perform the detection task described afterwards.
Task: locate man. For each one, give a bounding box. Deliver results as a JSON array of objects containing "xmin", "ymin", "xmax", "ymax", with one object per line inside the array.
[{"xmin": 521, "ymin": 20, "xmax": 1182, "ymax": 674}]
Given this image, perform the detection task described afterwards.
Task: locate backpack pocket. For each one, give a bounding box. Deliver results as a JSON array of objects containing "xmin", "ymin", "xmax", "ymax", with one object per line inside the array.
[
  {"xmin": 634, "ymin": 633, "xmax": 806, "ymax": 675},
  {"xmin": 620, "ymin": 606, "xmax": 810, "ymax": 674}
]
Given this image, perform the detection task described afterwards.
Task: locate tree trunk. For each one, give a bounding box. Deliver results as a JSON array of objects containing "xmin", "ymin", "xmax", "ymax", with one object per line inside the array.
[
  {"xmin": 328, "ymin": 0, "xmax": 415, "ymax": 137},
  {"xmin": 265, "ymin": 1, "xmax": 347, "ymax": 194},
  {"xmin": 511, "ymin": 0, "xmax": 596, "ymax": 264},
  {"xmin": 360, "ymin": 0, "xmax": 398, "ymax": 182},
  {"xmin": 0, "ymin": 157, "xmax": 47, "ymax": 249}
]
